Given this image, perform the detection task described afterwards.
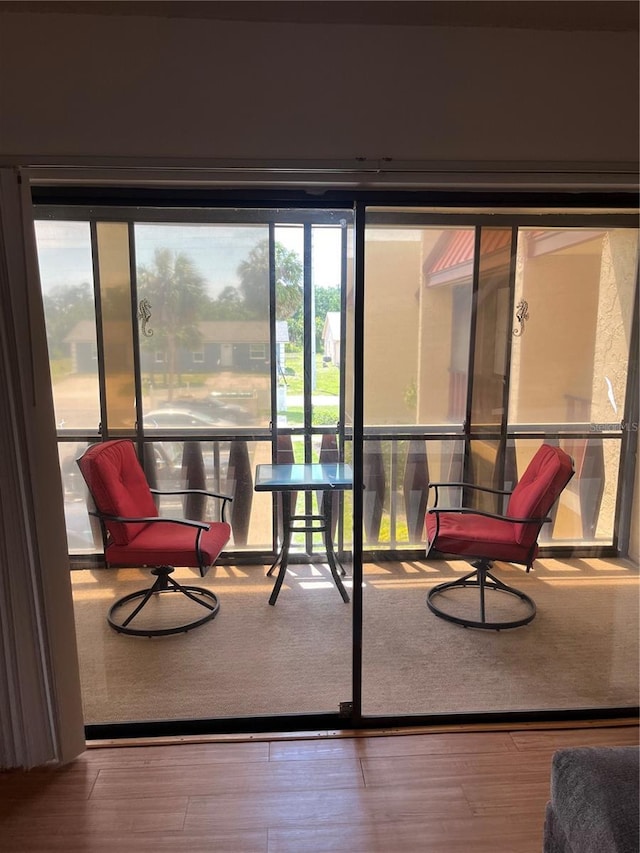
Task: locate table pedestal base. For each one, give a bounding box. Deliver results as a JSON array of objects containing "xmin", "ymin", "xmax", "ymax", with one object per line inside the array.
[{"xmin": 267, "ymin": 496, "xmax": 349, "ymax": 606}]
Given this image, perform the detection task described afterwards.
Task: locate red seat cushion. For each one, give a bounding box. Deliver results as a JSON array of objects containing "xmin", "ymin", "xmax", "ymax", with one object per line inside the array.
[
  {"xmin": 106, "ymin": 520, "xmax": 231, "ymax": 569},
  {"xmin": 425, "ymin": 513, "xmax": 536, "ymax": 564},
  {"xmin": 425, "ymin": 444, "xmax": 573, "ymax": 566},
  {"xmin": 78, "ymin": 440, "xmax": 158, "ymax": 545}
]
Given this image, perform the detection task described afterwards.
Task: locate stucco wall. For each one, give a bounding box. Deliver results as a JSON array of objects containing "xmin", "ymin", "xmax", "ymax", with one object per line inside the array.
[
  {"xmin": 0, "ymin": 11, "xmax": 637, "ymax": 164},
  {"xmin": 512, "ymin": 254, "xmax": 599, "ymax": 424},
  {"xmin": 363, "ymin": 238, "xmax": 421, "ymax": 424}
]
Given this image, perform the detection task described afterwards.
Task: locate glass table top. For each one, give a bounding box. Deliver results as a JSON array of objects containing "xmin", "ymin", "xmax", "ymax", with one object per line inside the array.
[{"xmin": 254, "ymin": 463, "xmax": 353, "ymax": 491}]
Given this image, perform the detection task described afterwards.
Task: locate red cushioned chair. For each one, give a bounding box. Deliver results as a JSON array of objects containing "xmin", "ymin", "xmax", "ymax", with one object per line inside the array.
[
  {"xmin": 77, "ymin": 439, "xmax": 232, "ymax": 637},
  {"xmin": 425, "ymin": 444, "xmax": 574, "ymax": 630}
]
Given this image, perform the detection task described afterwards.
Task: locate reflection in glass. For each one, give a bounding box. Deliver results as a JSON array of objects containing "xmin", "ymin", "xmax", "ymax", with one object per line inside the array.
[
  {"xmin": 35, "ymin": 220, "xmax": 100, "ymax": 431},
  {"xmin": 469, "ymin": 228, "xmax": 513, "ymax": 430},
  {"xmin": 58, "ymin": 442, "xmax": 99, "ymax": 554},
  {"xmin": 312, "ymin": 225, "xmax": 344, "ymax": 430},
  {"xmin": 273, "ymin": 226, "xmax": 304, "ymax": 427},
  {"xmin": 466, "ymin": 439, "xmax": 506, "ymax": 514},
  {"xmin": 274, "ymin": 224, "xmax": 345, "ymax": 430},
  {"xmin": 364, "ymin": 225, "xmax": 474, "ymax": 427},
  {"xmin": 142, "ymin": 438, "xmax": 272, "ymax": 550},
  {"xmin": 509, "ymin": 228, "xmax": 639, "ymax": 427},
  {"xmin": 361, "ymin": 439, "xmax": 465, "ymax": 551},
  {"xmin": 97, "ymin": 222, "xmax": 136, "ymax": 432},
  {"xmin": 510, "ymin": 438, "xmax": 620, "ymax": 546},
  {"xmin": 134, "ymin": 223, "xmax": 271, "ymax": 429}
]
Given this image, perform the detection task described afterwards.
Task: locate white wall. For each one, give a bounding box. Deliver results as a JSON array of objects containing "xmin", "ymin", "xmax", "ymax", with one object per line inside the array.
[{"xmin": 0, "ymin": 11, "xmax": 638, "ymax": 164}]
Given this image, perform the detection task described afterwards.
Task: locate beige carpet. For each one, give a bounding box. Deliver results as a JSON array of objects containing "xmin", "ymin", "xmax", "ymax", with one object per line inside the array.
[{"xmin": 71, "ymin": 558, "xmax": 640, "ymax": 725}]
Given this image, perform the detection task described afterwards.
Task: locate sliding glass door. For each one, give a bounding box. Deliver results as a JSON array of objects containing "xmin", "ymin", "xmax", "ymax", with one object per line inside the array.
[
  {"xmin": 360, "ymin": 207, "xmax": 639, "ymax": 719},
  {"xmin": 34, "ymin": 196, "xmax": 638, "ymax": 732},
  {"xmin": 35, "ymin": 204, "xmax": 356, "ymax": 728}
]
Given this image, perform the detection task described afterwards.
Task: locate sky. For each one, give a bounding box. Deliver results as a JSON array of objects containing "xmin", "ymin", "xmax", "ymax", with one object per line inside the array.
[{"xmin": 34, "ymin": 219, "xmax": 344, "ymax": 295}]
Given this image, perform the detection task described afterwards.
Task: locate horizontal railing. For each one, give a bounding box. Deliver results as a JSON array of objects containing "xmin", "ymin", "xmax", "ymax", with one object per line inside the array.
[{"xmin": 61, "ymin": 424, "xmax": 621, "ymax": 563}]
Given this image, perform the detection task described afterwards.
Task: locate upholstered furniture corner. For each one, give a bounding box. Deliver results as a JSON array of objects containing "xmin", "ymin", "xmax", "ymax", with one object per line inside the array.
[{"xmin": 544, "ymin": 746, "xmax": 640, "ymax": 853}]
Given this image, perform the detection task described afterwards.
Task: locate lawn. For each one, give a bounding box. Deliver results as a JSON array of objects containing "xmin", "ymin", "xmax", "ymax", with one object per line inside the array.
[
  {"xmin": 281, "ymin": 405, "xmax": 340, "ymax": 427},
  {"xmin": 282, "ymin": 348, "xmax": 340, "ymax": 396},
  {"xmin": 280, "ymin": 348, "xmax": 340, "ymax": 426}
]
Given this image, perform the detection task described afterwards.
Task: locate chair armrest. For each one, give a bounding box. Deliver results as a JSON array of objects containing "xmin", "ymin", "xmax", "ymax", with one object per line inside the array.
[
  {"xmin": 150, "ymin": 488, "xmax": 233, "ymax": 502},
  {"xmin": 150, "ymin": 488, "xmax": 233, "ymax": 522},
  {"xmin": 89, "ymin": 510, "xmax": 210, "ymax": 530},
  {"xmin": 428, "ymin": 481, "xmax": 512, "ymax": 508},
  {"xmin": 427, "ymin": 506, "xmax": 551, "ymax": 525},
  {"xmin": 428, "ymin": 481, "xmax": 512, "ymax": 496}
]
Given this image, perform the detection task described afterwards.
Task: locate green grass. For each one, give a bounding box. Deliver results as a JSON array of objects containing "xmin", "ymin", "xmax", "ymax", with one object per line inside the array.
[
  {"xmin": 281, "ymin": 405, "xmax": 340, "ymax": 426},
  {"xmin": 282, "ymin": 349, "xmax": 340, "ymax": 396}
]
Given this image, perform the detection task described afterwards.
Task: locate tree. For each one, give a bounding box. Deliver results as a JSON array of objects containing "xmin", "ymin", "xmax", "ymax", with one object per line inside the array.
[
  {"xmin": 286, "ymin": 285, "xmax": 341, "ymax": 348},
  {"xmin": 42, "ymin": 282, "xmax": 94, "ymax": 359},
  {"xmin": 236, "ymin": 240, "xmax": 303, "ymax": 320},
  {"xmin": 137, "ymin": 248, "xmax": 208, "ymax": 399},
  {"xmin": 208, "ymin": 285, "xmax": 250, "ymax": 320},
  {"xmin": 313, "ymin": 286, "xmax": 341, "ymax": 349}
]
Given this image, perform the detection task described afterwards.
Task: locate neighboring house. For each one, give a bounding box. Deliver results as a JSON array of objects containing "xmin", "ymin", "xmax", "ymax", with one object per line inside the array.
[
  {"xmin": 63, "ymin": 319, "xmax": 97, "ymax": 373},
  {"xmin": 322, "ymin": 312, "xmax": 341, "ymax": 366},
  {"xmin": 184, "ymin": 321, "xmax": 270, "ymax": 374},
  {"xmin": 64, "ymin": 319, "xmax": 287, "ymax": 375}
]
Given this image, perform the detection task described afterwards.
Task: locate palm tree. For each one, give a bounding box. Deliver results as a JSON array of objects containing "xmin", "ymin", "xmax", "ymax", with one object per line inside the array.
[
  {"xmin": 137, "ymin": 248, "xmax": 208, "ymax": 399},
  {"xmin": 236, "ymin": 240, "xmax": 303, "ymax": 320}
]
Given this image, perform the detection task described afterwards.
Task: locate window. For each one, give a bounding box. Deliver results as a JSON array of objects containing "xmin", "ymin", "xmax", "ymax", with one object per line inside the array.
[{"xmin": 250, "ymin": 343, "xmax": 267, "ymax": 360}]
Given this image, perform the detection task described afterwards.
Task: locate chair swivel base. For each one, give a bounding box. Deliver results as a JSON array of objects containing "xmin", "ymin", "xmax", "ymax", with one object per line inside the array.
[
  {"xmin": 427, "ymin": 561, "xmax": 536, "ymax": 630},
  {"xmin": 107, "ymin": 566, "xmax": 220, "ymax": 637}
]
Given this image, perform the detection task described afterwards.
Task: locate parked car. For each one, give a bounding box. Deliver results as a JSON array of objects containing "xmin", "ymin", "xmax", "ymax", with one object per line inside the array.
[
  {"xmin": 159, "ymin": 394, "xmax": 251, "ymax": 424},
  {"xmin": 143, "ymin": 408, "xmax": 233, "ymax": 430},
  {"xmin": 142, "ymin": 408, "xmax": 235, "ymax": 489}
]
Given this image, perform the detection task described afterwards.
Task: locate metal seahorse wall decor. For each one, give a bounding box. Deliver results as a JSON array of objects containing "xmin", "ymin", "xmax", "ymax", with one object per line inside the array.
[
  {"xmin": 513, "ymin": 299, "xmax": 529, "ymax": 337},
  {"xmin": 138, "ymin": 298, "xmax": 154, "ymax": 337}
]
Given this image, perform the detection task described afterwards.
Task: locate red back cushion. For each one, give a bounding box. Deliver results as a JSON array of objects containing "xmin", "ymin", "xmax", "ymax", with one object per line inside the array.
[
  {"xmin": 506, "ymin": 444, "xmax": 574, "ymax": 546},
  {"xmin": 78, "ymin": 440, "xmax": 158, "ymax": 545}
]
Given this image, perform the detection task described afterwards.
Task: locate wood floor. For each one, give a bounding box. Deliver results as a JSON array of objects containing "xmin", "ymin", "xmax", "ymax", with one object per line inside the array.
[{"xmin": 0, "ymin": 722, "xmax": 638, "ymax": 852}]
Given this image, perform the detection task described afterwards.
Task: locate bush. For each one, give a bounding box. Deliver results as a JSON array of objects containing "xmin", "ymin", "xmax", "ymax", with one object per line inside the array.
[{"xmin": 313, "ymin": 406, "xmax": 340, "ymax": 425}]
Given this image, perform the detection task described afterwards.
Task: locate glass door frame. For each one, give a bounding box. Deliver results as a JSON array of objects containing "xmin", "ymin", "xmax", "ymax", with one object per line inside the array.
[
  {"xmin": 358, "ymin": 207, "xmax": 639, "ymax": 563},
  {"xmin": 38, "ymin": 202, "xmax": 355, "ymax": 570},
  {"xmin": 33, "ymin": 188, "xmax": 639, "ymax": 738}
]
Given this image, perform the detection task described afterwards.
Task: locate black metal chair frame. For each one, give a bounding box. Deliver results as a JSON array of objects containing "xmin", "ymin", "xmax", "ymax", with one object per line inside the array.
[
  {"xmin": 425, "ymin": 481, "xmax": 556, "ymax": 631},
  {"xmin": 86, "ymin": 483, "xmax": 232, "ymax": 638}
]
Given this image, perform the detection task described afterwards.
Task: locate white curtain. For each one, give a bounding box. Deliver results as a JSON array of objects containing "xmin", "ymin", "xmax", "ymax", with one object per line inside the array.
[{"xmin": 0, "ymin": 168, "xmax": 85, "ymax": 769}]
